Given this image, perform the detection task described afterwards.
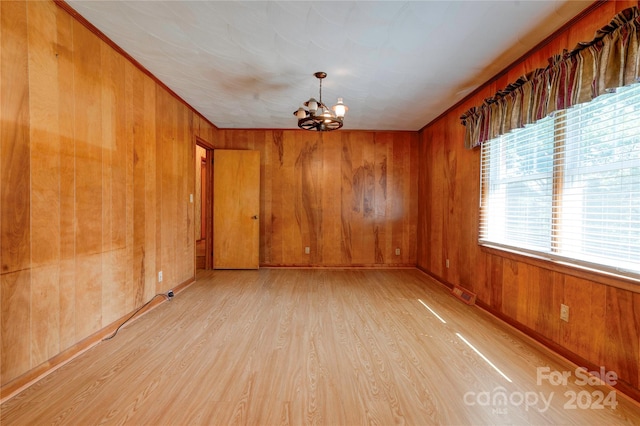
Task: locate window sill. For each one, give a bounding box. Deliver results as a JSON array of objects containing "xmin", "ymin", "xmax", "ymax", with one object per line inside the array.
[{"xmin": 480, "ymin": 244, "xmax": 640, "ymax": 294}]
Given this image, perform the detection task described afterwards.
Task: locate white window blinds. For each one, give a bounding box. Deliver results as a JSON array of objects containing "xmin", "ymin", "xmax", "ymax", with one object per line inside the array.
[{"xmin": 480, "ymin": 83, "xmax": 640, "ymax": 277}]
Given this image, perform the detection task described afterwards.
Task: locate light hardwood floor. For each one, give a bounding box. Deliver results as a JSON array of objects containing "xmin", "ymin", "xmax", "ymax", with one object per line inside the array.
[{"xmin": 2, "ymin": 269, "xmax": 639, "ymax": 425}]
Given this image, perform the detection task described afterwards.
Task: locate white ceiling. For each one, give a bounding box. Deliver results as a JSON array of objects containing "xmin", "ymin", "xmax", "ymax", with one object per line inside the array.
[{"xmin": 66, "ymin": 0, "xmax": 593, "ymax": 131}]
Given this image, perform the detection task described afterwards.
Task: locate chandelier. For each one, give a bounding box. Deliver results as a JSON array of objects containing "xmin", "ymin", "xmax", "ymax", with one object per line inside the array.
[{"xmin": 294, "ymin": 72, "xmax": 348, "ymax": 131}]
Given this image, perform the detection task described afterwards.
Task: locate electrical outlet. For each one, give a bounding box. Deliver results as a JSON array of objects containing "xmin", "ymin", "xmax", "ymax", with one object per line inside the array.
[
  {"xmin": 158, "ymin": 271, "xmax": 163, "ymax": 283},
  {"xmin": 189, "ymin": 194, "xmax": 194, "ymax": 203},
  {"xmin": 395, "ymin": 248, "xmax": 400, "ymax": 256},
  {"xmin": 304, "ymin": 247, "xmax": 310, "ymax": 254},
  {"xmin": 446, "ymin": 259, "xmax": 450, "ymax": 268},
  {"xmin": 560, "ymin": 304, "xmax": 569, "ymax": 322}
]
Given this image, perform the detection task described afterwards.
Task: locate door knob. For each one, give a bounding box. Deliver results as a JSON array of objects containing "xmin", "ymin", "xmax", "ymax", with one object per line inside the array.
[{"xmin": 251, "ymin": 215, "xmax": 258, "ymax": 220}]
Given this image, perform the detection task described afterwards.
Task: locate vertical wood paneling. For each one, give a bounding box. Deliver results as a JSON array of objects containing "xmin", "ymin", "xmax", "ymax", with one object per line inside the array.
[
  {"xmin": 407, "ymin": 133, "xmax": 419, "ymax": 261},
  {"xmin": 500, "ymin": 259, "xmax": 519, "ymax": 320},
  {"xmin": 123, "ymin": 61, "xmax": 135, "ymax": 316},
  {"xmin": 550, "ymin": 244, "xmax": 607, "ymax": 364},
  {"xmin": 488, "ymin": 254, "xmax": 503, "ymax": 309},
  {"xmin": 27, "ymin": 0, "xmax": 61, "ymax": 367},
  {"xmin": 181, "ymin": 109, "xmax": 194, "ymax": 283},
  {"xmin": 1, "ymin": 271, "xmax": 31, "ymax": 382},
  {"xmin": 28, "ymin": 0, "xmax": 60, "ymax": 268},
  {"xmin": 281, "ymin": 131, "xmax": 301, "ymax": 264},
  {"xmin": 605, "ymin": 287, "xmax": 639, "ymax": 385},
  {"xmin": 347, "ymin": 132, "xmax": 367, "ymax": 264},
  {"xmin": 158, "ymin": 90, "xmax": 176, "ymax": 291},
  {"xmin": 340, "ymin": 133, "xmax": 354, "ymax": 264},
  {"xmin": 361, "ymin": 134, "xmax": 376, "ymax": 264},
  {"xmin": 176, "ymin": 104, "xmax": 186, "ymax": 280},
  {"xmin": 132, "ymin": 65, "xmax": 146, "ymax": 311},
  {"xmin": 73, "ymin": 21, "xmax": 102, "ymax": 257},
  {"xmin": 423, "ymin": 126, "xmax": 445, "ymax": 275},
  {"xmin": 31, "ymin": 265, "xmax": 59, "ymax": 365},
  {"xmin": 1, "ymin": 1, "xmax": 31, "ymax": 384},
  {"xmin": 373, "ymin": 133, "xmax": 389, "ymax": 264},
  {"xmin": 216, "ymin": 129, "xmax": 418, "ymax": 267},
  {"xmin": 1, "ymin": 0, "xmax": 210, "ymax": 389},
  {"xmin": 143, "ymin": 75, "xmax": 157, "ymax": 304},
  {"xmin": 258, "ymin": 131, "xmax": 270, "ymax": 264},
  {"xmin": 417, "ymin": 1, "xmax": 640, "ymax": 396},
  {"xmin": 321, "ymin": 133, "xmax": 341, "ymax": 265},
  {"xmin": 1, "ymin": 0, "xmax": 30, "ymax": 275},
  {"xmin": 73, "ymin": 20, "xmax": 103, "ymax": 339},
  {"xmin": 393, "ymin": 132, "xmax": 407, "ymax": 263},
  {"xmin": 416, "ymin": 131, "xmax": 431, "ymax": 268},
  {"xmin": 535, "ymin": 269, "xmax": 562, "ymax": 345},
  {"xmin": 295, "ymin": 136, "xmax": 321, "ymax": 264},
  {"xmin": 269, "ymin": 131, "xmax": 284, "ymax": 263},
  {"xmin": 56, "ymin": 3, "xmax": 76, "ymax": 352},
  {"xmin": 101, "ymin": 42, "xmax": 127, "ymax": 326}
]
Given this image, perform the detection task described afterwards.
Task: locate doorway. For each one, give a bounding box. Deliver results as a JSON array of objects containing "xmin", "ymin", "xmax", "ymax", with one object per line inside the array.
[
  {"xmin": 194, "ymin": 143, "xmax": 261, "ymax": 270},
  {"xmin": 196, "ymin": 138, "xmax": 214, "ymax": 270}
]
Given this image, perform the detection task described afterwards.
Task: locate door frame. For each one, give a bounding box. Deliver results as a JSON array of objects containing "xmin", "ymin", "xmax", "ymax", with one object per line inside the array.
[{"xmin": 196, "ymin": 136, "xmax": 214, "ymax": 269}]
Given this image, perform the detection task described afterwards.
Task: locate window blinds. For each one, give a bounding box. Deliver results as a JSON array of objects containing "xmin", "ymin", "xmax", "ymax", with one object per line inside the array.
[{"xmin": 480, "ymin": 84, "xmax": 640, "ymax": 277}]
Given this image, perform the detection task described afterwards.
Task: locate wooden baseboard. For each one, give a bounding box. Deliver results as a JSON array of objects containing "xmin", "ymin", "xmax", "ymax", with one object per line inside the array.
[
  {"xmin": 261, "ymin": 264, "xmax": 417, "ymax": 269},
  {"xmin": 0, "ymin": 276, "xmax": 195, "ymax": 403}
]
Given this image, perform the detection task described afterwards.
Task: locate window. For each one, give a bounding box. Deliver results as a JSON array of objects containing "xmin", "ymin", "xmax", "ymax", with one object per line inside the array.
[{"xmin": 480, "ymin": 83, "xmax": 640, "ymax": 277}]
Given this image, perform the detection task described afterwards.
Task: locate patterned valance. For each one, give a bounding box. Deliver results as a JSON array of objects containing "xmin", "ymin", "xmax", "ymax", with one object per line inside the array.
[{"xmin": 461, "ymin": 6, "xmax": 640, "ymax": 149}]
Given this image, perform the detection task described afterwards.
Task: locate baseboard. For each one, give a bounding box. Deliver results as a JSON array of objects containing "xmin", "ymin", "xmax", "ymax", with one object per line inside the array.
[
  {"xmin": 261, "ymin": 264, "xmax": 417, "ymax": 269},
  {"xmin": 0, "ymin": 276, "xmax": 195, "ymax": 404}
]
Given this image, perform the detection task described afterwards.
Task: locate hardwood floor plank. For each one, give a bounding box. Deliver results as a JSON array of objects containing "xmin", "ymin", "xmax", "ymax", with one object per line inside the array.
[{"xmin": 2, "ymin": 269, "xmax": 639, "ymax": 425}]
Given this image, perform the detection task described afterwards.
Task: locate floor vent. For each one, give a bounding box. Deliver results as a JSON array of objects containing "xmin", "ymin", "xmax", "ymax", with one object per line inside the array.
[{"xmin": 451, "ymin": 285, "xmax": 476, "ymax": 305}]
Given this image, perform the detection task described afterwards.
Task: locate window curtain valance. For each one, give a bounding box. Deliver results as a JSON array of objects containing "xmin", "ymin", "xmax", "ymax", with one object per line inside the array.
[{"xmin": 460, "ymin": 6, "xmax": 640, "ymax": 149}]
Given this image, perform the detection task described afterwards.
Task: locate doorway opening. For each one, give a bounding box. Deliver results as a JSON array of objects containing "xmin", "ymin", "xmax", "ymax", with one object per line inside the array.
[{"xmin": 195, "ymin": 137, "xmax": 214, "ymax": 270}]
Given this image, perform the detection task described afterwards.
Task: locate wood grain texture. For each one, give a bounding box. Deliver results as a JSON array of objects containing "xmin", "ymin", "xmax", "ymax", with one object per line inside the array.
[
  {"xmin": 132, "ymin": 63, "xmax": 147, "ymax": 313},
  {"xmin": 213, "ymin": 150, "xmax": 260, "ymax": 269},
  {"xmin": 1, "ymin": 0, "xmax": 31, "ymax": 275},
  {"xmin": 2, "ymin": 269, "xmax": 639, "ymax": 424},
  {"xmin": 1, "ymin": 0, "xmax": 215, "ymax": 388},
  {"xmin": 1, "ymin": 0, "xmax": 32, "ymax": 385},
  {"xmin": 56, "ymin": 1, "xmax": 77, "ymax": 353},
  {"xmin": 27, "ymin": 0, "xmax": 62, "ymax": 369},
  {"xmin": 417, "ymin": 0, "xmax": 640, "ymax": 400},
  {"xmin": 216, "ymin": 130, "xmax": 419, "ymax": 267},
  {"xmin": 1, "ymin": 270, "xmax": 31, "ymax": 384}
]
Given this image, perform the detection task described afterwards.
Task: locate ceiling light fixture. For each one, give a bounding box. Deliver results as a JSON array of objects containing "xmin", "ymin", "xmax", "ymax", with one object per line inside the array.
[{"xmin": 294, "ymin": 72, "xmax": 348, "ymax": 131}]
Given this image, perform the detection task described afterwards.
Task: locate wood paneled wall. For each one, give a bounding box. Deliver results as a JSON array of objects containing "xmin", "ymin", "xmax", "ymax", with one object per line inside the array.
[
  {"xmin": 0, "ymin": 0, "xmax": 216, "ymax": 387},
  {"xmin": 216, "ymin": 130, "xmax": 418, "ymax": 267},
  {"xmin": 417, "ymin": 0, "xmax": 640, "ymax": 399}
]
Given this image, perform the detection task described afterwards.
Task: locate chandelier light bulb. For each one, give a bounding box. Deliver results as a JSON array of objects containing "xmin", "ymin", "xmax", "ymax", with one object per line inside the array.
[
  {"xmin": 295, "ymin": 107, "xmax": 307, "ymax": 119},
  {"xmin": 307, "ymin": 98, "xmax": 318, "ymax": 114},
  {"xmin": 332, "ymin": 97, "xmax": 348, "ymax": 118}
]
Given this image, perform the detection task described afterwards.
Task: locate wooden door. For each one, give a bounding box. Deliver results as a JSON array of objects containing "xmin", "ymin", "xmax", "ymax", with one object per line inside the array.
[{"xmin": 213, "ymin": 150, "xmax": 260, "ymax": 269}]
